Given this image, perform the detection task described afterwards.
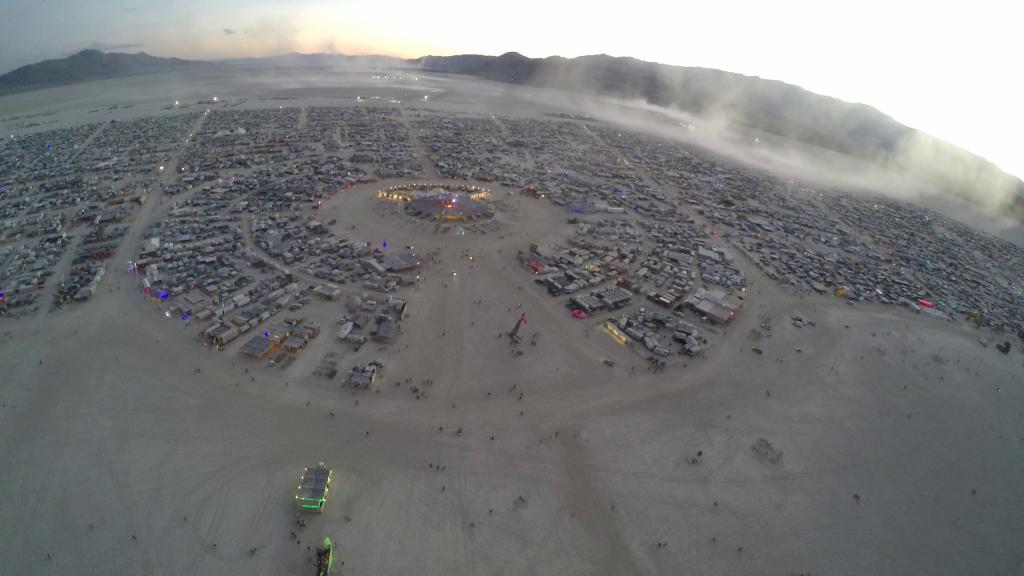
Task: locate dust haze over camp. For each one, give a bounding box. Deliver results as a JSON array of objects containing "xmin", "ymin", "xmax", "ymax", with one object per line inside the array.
[{"xmin": 1, "ymin": 5, "xmax": 1024, "ymax": 576}]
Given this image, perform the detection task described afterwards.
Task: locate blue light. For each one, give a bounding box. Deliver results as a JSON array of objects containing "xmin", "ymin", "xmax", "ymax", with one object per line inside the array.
[
  {"xmin": 46, "ymin": 143, "xmax": 52, "ymax": 150},
  {"xmin": 382, "ymin": 240, "xmax": 388, "ymax": 248},
  {"xmin": 182, "ymin": 315, "xmax": 188, "ymax": 321},
  {"xmin": 160, "ymin": 292, "xmax": 169, "ymax": 300},
  {"xmin": 264, "ymin": 331, "xmax": 270, "ymax": 337}
]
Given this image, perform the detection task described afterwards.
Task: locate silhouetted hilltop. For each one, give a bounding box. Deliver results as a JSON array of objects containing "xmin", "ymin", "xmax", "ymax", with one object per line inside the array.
[
  {"xmin": 412, "ymin": 52, "xmax": 1024, "ymax": 211},
  {"xmin": 2, "ymin": 49, "xmax": 1020, "ymax": 212},
  {"xmin": 0, "ymin": 49, "xmax": 204, "ymax": 93}
]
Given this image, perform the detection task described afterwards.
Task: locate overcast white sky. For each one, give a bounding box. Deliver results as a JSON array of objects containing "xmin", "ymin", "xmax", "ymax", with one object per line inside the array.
[{"xmin": 1, "ymin": 0, "xmax": 1020, "ymax": 179}]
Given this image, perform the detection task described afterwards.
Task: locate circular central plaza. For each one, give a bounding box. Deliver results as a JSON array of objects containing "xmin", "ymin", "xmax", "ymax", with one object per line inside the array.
[{"xmin": 378, "ymin": 183, "xmax": 494, "ymax": 222}]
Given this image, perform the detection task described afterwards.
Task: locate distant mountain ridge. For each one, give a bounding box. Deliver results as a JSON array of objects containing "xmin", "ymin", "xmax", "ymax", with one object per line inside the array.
[
  {"xmin": 411, "ymin": 52, "xmax": 1024, "ymax": 210},
  {"xmin": 411, "ymin": 51, "xmax": 918, "ymax": 160},
  {"xmin": 1, "ymin": 49, "xmax": 1021, "ymax": 212},
  {"xmin": 0, "ymin": 49, "xmax": 205, "ymax": 93}
]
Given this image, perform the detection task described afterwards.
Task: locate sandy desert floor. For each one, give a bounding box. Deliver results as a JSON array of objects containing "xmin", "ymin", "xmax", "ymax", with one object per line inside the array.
[{"xmin": 1, "ymin": 70, "xmax": 1023, "ymax": 575}]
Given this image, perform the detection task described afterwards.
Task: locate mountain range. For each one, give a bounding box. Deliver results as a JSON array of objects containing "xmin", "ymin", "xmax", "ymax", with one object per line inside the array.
[
  {"xmin": 414, "ymin": 52, "xmax": 907, "ymax": 160},
  {"xmin": 0, "ymin": 49, "xmax": 205, "ymax": 93},
  {"xmin": 411, "ymin": 52, "xmax": 1024, "ymax": 212},
  {"xmin": 2, "ymin": 49, "xmax": 1021, "ymax": 213}
]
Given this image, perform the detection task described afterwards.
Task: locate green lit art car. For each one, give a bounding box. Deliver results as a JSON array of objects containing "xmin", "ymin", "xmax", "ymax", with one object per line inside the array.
[
  {"xmin": 296, "ymin": 462, "xmax": 332, "ymax": 512},
  {"xmin": 316, "ymin": 537, "xmax": 335, "ymax": 576}
]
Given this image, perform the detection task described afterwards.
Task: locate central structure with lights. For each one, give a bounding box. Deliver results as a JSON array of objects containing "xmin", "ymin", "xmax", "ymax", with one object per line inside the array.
[{"xmin": 377, "ymin": 183, "xmax": 494, "ymax": 222}]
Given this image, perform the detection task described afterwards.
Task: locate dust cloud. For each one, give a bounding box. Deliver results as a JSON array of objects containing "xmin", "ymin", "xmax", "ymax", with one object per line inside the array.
[{"xmin": 505, "ymin": 70, "xmax": 1023, "ymax": 240}]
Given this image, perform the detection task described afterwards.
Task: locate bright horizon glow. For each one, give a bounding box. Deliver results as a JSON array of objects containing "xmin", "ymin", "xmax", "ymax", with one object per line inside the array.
[{"xmin": 1, "ymin": 0, "xmax": 1021, "ymax": 180}]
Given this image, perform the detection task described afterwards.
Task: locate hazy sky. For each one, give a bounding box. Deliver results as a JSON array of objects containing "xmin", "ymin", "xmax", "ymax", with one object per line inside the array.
[{"xmin": 1, "ymin": 0, "xmax": 1021, "ymax": 179}]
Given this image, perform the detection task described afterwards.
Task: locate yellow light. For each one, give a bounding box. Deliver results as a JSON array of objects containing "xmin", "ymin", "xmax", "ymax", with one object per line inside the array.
[{"xmin": 603, "ymin": 322, "xmax": 627, "ymax": 345}]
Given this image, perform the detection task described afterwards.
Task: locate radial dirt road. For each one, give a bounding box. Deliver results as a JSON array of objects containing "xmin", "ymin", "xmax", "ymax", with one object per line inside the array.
[
  {"xmin": 2, "ymin": 177, "xmax": 1022, "ymax": 576},
  {"xmin": 2, "ymin": 73, "xmax": 1023, "ymax": 575}
]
